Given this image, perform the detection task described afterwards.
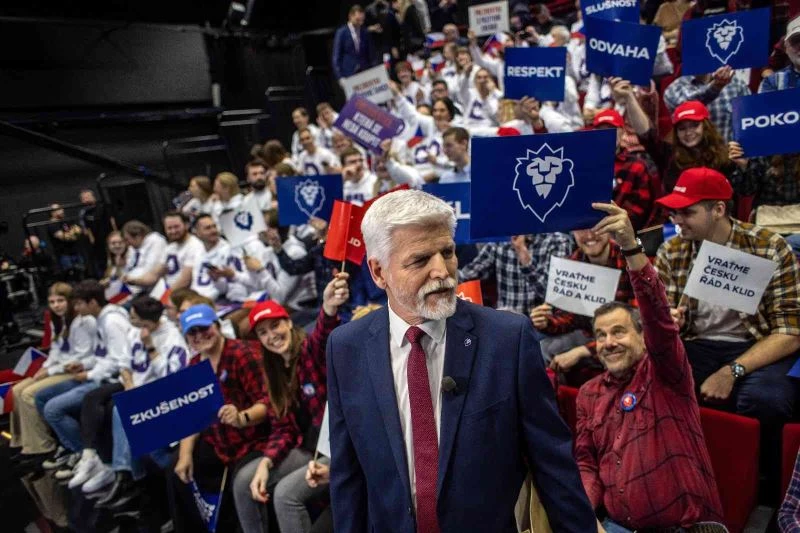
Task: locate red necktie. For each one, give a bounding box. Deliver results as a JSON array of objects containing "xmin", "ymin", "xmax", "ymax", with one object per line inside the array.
[{"xmin": 405, "ymin": 326, "xmax": 440, "ymax": 533}]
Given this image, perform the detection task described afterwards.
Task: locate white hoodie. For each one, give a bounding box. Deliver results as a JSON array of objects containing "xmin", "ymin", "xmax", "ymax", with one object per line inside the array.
[
  {"xmin": 43, "ymin": 314, "xmax": 98, "ymax": 376},
  {"xmin": 128, "ymin": 318, "xmax": 190, "ymax": 387},
  {"xmin": 87, "ymin": 304, "xmax": 132, "ymax": 382}
]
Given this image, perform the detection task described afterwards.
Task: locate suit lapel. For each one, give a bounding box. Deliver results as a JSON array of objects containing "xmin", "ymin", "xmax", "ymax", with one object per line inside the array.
[
  {"xmin": 365, "ymin": 308, "xmax": 412, "ymax": 499},
  {"xmin": 437, "ymin": 301, "xmax": 477, "ymax": 496}
]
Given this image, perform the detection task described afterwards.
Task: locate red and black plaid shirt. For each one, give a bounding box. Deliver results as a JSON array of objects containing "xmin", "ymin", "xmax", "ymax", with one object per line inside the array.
[
  {"xmin": 199, "ymin": 338, "xmax": 299, "ymax": 465},
  {"xmin": 543, "ymin": 243, "xmax": 635, "ymax": 355},
  {"xmin": 575, "ymin": 263, "xmax": 723, "ymax": 530},
  {"xmin": 296, "ymin": 308, "xmax": 340, "ymax": 429},
  {"xmin": 613, "ymin": 149, "xmax": 664, "ymax": 231}
]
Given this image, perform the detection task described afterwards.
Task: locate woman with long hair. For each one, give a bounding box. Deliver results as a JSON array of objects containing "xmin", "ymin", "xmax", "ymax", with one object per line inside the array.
[
  {"xmin": 182, "ymin": 175, "xmax": 215, "ymax": 219},
  {"xmin": 211, "ymin": 171, "xmax": 244, "ymax": 221},
  {"xmin": 620, "ymin": 82, "xmax": 737, "ymax": 192},
  {"xmin": 10, "ymin": 282, "xmax": 97, "ymax": 462},
  {"xmin": 101, "ymin": 231, "xmax": 130, "ymax": 283},
  {"xmin": 247, "ymin": 272, "xmax": 349, "ymax": 532}
]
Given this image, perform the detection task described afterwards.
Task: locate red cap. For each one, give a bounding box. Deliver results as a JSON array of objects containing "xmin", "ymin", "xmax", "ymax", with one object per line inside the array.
[
  {"xmin": 671, "ymin": 101, "xmax": 710, "ymax": 125},
  {"xmin": 593, "ymin": 109, "xmax": 624, "ymax": 129},
  {"xmin": 248, "ymin": 301, "xmax": 290, "ymax": 329},
  {"xmin": 656, "ymin": 167, "xmax": 733, "ymax": 210}
]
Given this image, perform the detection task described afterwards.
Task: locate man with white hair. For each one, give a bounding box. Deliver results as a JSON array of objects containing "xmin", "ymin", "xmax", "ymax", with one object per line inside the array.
[{"xmin": 326, "ymin": 189, "xmax": 595, "ymax": 532}]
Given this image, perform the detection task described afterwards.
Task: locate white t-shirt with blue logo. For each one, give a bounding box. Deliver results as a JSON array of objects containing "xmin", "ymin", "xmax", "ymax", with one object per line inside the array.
[{"xmin": 165, "ymin": 235, "xmax": 205, "ymax": 288}]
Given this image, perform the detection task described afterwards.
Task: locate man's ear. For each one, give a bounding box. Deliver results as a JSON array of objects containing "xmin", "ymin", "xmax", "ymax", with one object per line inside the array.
[{"xmin": 367, "ymin": 257, "xmax": 388, "ymax": 290}]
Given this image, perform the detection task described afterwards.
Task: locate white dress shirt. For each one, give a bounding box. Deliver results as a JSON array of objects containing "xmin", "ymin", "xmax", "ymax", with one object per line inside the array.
[{"xmin": 387, "ymin": 303, "xmax": 446, "ymax": 508}]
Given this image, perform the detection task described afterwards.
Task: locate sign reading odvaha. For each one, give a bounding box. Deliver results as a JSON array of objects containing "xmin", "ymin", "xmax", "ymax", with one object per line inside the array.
[
  {"xmin": 114, "ymin": 360, "xmax": 224, "ymax": 457},
  {"xmin": 683, "ymin": 240, "xmax": 778, "ymax": 315},
  {"xmin": 545, "ymin": 256, "xmax": 621, "ymax": 316}
]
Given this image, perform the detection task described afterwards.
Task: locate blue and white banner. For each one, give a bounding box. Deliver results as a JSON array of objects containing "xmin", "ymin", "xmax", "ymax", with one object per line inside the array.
[
  {"xmin": 503, "ymin": 47, "xmax": 567, "ymax": 102},
  {"xmin": 422, "ymin": 183, "xmax": 472, "ymax": 244},
  {"xmin": 219, "ymin": 196, "xmax": 268, "ymax": 248},
  {"xmin": 470, "ymin": 129, "xmax": 616, "ymax": 237},
  {"xmin": 190, "ymin": 478, "xmax": 223, "ymax": 533},
  {"xmin": 114, "ymin": 360, "xmax": 224, "ymax": 457},
  {"xmin": 276, "ymin": 174, "xmax": 343, "ymax": 226},
  {"xmin": 582, "ymin": 0, "xmax": 639, "ymax": 23},
  {"xmin": 681, "ymin": 8, "xmax": 770, "ymax": 75},
  {"xmin": 333, "ymin": 95, "xmax": 406, "ymax": 154},
  {"xmin": 584, "ymin": 16, "xmax": 661, "ymax": 86},
  {"xmin": 733, "ymin": 87, "xmax": 800, "ymax": 158}
]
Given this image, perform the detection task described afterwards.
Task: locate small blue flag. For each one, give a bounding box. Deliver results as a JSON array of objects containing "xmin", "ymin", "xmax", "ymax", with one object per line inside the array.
[
  {"xmin": 276, "ymin": 174, "xmax": 344, "ymax": 226},
  {"xmin": 584, "ymin": 17, "xmax": 661, "ymax": 86}
]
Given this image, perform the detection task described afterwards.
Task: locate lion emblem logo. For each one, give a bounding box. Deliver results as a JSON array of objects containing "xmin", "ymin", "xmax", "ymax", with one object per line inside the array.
[
  {"xmin": 294, "ymin": 179, "xmax": 326, "ymax": 219},
  {"xmin": 513, "ymin": 143, "xmax": 575, "ymax": 222},
  {"xmin": 705, "ymin": 19, "xmax": 744, "ymax": 64}
]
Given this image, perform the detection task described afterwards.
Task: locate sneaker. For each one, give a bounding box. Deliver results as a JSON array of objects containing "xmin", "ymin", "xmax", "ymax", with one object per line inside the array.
[
  {"xmin": 41, "ymin": 446, "xmax": 69, "ymax": 470},
  {"xmin": 68, "ymin": 454, "xmax": 102, "ymax": 489},
  {"xmin": 82, "ymin": 464, "xmax": 114, "ymax": 493},
  {"xmin": 52, "ymin": 453, "xmax": 81, "ymax": 480}
]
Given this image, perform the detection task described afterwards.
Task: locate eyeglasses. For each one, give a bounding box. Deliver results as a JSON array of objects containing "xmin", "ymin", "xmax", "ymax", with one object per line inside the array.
[{"xmin": 186, "ymin": 325, "xmax": 212, "ymax": 336}]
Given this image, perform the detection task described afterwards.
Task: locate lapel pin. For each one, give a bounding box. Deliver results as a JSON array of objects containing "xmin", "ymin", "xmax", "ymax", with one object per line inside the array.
[{"xmin": 464, "ymin": 338, "xmax": 472, "ymax": 347}]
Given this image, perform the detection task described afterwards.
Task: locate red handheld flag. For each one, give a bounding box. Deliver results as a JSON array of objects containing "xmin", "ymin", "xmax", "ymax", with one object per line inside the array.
[
  {"xmin": 456, "ymin": 280, "xmax": 483, "ymax": 306},
  {"xmin": 324, "ymin": 200, "xmax": 366, "ymax": 265}
]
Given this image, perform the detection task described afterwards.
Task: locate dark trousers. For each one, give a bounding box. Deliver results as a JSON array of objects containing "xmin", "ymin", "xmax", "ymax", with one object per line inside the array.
[{"xmin": 80, "ymin": 382, "xmax": 123, "ymax": 458}]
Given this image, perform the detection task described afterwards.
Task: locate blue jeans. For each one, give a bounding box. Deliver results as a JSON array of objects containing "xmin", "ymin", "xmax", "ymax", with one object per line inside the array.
[
  {"xmin": 786, "ymin": 233, "xmax": 800, "ymax": 258},
  {"xmin": 35, "ymin": 379, "xmax": 81, "ymax": 416},
  {"xmin": 111, "ymin": 407, "xmax": 171, "ymax": 479},
  {"xmin": 40, "ymin": 381, "xmax": 100, "ymax": 453},
  {"xmin": 602, "ymin": 519, "xmax": 634, "ymax": 533}
]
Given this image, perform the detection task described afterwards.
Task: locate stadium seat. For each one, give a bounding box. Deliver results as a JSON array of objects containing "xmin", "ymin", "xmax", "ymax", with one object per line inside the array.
[
  {"xmin": 699, "ymin": 407, "xmax": 760, "ymax": 533},
  {"xmin": 781, "ymin": 423, "xmax": 800, "ymax": 498},
  {"xmin": 557, "ymin": 385, "xmax": 579, "ymax": 436}
]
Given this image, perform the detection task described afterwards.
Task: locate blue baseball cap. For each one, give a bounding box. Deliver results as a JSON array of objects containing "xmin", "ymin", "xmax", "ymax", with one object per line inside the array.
[{"xmin": 180, "ymin": 304, "xmax": 218, "ymax": 335}]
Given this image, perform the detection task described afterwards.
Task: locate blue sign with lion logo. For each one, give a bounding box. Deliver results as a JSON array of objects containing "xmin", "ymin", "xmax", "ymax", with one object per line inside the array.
[
  {"xmin": 276, "ymin": 174, "xmax": 343, "ymax": 226},
  {"xmin": 470, "ymin": 129, "xmax": 615, "ymax": 237}
]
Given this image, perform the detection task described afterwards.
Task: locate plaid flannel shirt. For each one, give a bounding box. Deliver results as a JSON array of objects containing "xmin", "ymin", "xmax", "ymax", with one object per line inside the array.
[
  {"xmin": 296, "ymin": 308, "xmax": 340, "ymax": 429},
  {"xmin": 663, "ymin": 75, "xmax": 751, "ymax": 142},
  {"xmin": 543, "ymin": 243, "xmax": 636, "ymax": 355},
  {"xmin": 779, "ymin": 451, "xmax": 800, "ymax": 532},
  {"xmin": 729, "ymin": 156, "xmax": 800, "ymax": 207},
  {"xmin": 614, "ymin": 150, "xmax": 664, "ymax": 231},
  {"xmin": 459, "ymin": 233, "xmax": 575, "ymax": 314},
  {"xmin": 654, "ymin": 219, "xmax": 800, "ymax": 340},
  {"xmin": 199, "ymin": 339, "xmax": 300, "ymax": 465}
]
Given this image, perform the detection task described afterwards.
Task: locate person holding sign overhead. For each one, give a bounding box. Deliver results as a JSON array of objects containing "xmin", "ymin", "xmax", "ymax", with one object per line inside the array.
[
  {"xmin": 575, "ymin": 201, "xmax": 724, "ymax": 532},
  {"xmin": 653, "ymin": 167, "xmax": 800, "ymax": 490},
  {"xmin": 327, "ymin": 189, "xmax": 595, "ymax": 532},
  {"xmin": 169, "ymin": 304, "xmax": 301, "ymax": 533},
  {"xmin": 248, "ymin": 272, "xmax": 348, "ymax": 533}
]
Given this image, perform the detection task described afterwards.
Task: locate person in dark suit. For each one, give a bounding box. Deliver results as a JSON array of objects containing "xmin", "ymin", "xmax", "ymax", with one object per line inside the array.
[
  {"xmin": 326, "ymin": 189, "xmax": 596, "ymax": 533},
  {"xmin": 333, "ymin": 4, "xmax": 376, "ymax": 80}
]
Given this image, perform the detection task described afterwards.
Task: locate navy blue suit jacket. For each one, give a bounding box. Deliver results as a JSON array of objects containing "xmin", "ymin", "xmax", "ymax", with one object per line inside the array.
[
  {"xmin": 326, "ymin": 299, "xmax": 595, "ymax": 532},
  {"xmin": 332, "ymin": 24, "xmax": 375, "ymax": 79}
]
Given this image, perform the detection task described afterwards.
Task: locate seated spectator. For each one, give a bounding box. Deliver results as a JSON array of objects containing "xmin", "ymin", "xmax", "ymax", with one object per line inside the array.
[
  {"xmin": 243, "ymin": 159, "xmax": 276, "ymax": 212},
  {"xmin": 654, "ymin": 168, "xmax": 800, "ymax": 487},
  {"xmin": 459, "ymin": 233, "xmax": 574, "ymax": 314},
  {"xmin": 47, "ymin": 203, "xmax": 85, "ymax": 277},
  {"xmin": 315, "ymin": 102, "xmax": 339, "ymax": 149},
  {"xmin": 575, "ymin": 202, "xmax": 724, "ymax": 532},
  {"xmin": 37, "ymin": 280, "xmax": 132, "ymax": 480},
  {"xmin": 10, "ymin": 282, "xmax": 97, "ymax": 467},
  {"xmin": 779, "ymin": 448, "xmax": 800, "ymax": 532},
  {"xmin": 120, "ymin": 220, "xmax": 168, "ymax": 293},
  {"xmin": 250, "ymin": 273, "xmax": 349, "ymax": 531},
  {"xmin": 439, "ymin": 126, "xmax": 471, "ymax": 183},
  {"xmin": 531, "ymin": 3, "xmax": 565, "ymax": 36},
  {"xmin": 530, "ymin": 227, "xmax": 634, "ymax": 385},
  {"xmin": 168, "ymin": 304, "xmax": 300, "ymax": 532},
  {"xmin": 395, "ymin": 60, "xmax": 428, "ymax": 105},
  {"xmin": 728, "ymin": 144, "xmax": 800, "ymax": 210},
  {"xmin": 211, "ymin": 172, "xmax": 245, "ymax": 221},
  {"xmin": 760, "ymin": 16, "xmax": 800, "ymax": 93},
  {"xmin": 181, "ymin": 175, "xmax": 215, "ymax": 220},
  {"xmin": 619, "ymin": 79, "xmax": 740, "ymax": 193},
  {"xmin": 663, "ymin": 65, "xmax": 750, "ymax": 142},
  {"xmin": 461, "ymin": 68, "xmax": 502, "ymax": 129},
  {"xmin": 297, "ymin": 127, "xmax": 341, "ymax": 176},
  {"xmin": 100, "ymin": 231, "xmax": 131, "ymax": 287},
  {"xmin": 191, "ymin": 214, "xmax": 235, "ymax": 302},
  {"xmin": 78, "ymin": 189, "xmax": 116, "ymax": 278},
  {"xmin": 260, "ymin": 139, "xmax": 296, "ymax": 171},
  {"xmin": 340, "ymin": 147, "xmax": 378, "ymax": 204},
  {"xmin": 291, "ymin": 107, "xmax": 324, "ymax": 161},
  {"xmin": 591, "ymin": 109, "xmax": 663, "ymax": 230}
]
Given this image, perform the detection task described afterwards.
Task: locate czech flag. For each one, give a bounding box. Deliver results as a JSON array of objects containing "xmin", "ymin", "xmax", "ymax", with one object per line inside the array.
[
  {"xmin": 425, "ymin": 32, "xmax": 446, "ymax": 49},
  {"xmin": 482, "ymin": 33, "xmax": 504, "ymax": 58},
  {"xmin": 456, "ymin": 280, "xmax": 483, "ymax": 306},
  {"xmin": 408, "ymin": 55, "xmax": 426, "ymax": 78},
  {"xmin": 107, "ymin": 281, "xmax": 132, "ymax": 305},
  {"xmin": 149, "ymin": 278, "xmax": 172, "ymax": 305},
  {"xmin": 323, "ymin": 200, "xmax": 366, "ymax": 266},
  {"xmin": 406, "ymin": 125, "xmax": 425, "ymax": 149},
  {"xmin": 0, "ymin": 383, "xmax": 14, "ymax": 414},
  {"xmin": 429, "ymin": 54, "xmax": 446, "ymax": 74},
  {"xmin": 13, "ymin": 347, "xmax": 47, "ymax": 378},
  {"xmin": 242, "ymin": 292, "xmax": 269, "ymax": 309}
]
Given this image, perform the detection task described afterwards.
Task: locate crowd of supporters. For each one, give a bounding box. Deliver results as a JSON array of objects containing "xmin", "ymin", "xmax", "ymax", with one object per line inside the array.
[{"xmin": 6, "ymin": 0, "xmax": 800, "ymax": 532}]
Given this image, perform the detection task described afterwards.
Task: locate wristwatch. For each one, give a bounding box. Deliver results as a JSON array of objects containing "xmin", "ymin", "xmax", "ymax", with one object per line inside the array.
[
  {"xmin": 729, "ymin": 362, "xmax": 746, "ymax": 380},
  {"xmin": 621, "ymin": 238, "xmax": 644, "ymax": 257}
]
